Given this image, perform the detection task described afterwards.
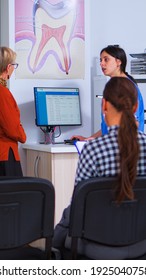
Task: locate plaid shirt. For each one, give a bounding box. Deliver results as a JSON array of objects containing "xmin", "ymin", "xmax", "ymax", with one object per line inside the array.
[{"xmin": 75, "ymin": 126, "xmax": 146, "ymax": 186}]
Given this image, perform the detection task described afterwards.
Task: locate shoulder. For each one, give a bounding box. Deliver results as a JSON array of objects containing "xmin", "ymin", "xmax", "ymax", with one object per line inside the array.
[
  {"xmin": 0, "ymin": 86, "xmax": 16, "ymax": 105},
  {"xmin": 128, "ymin": 78, "xmax": 142, "ymax": 96},
  {"xmin": 0, "ymin": 84, "xmax": 8, "ymax": 93},
  {"xmin": 82, "ymin": 133, "xmax": 115, "ymax": 153},
  {"xmin": 128, "ymin": 78, "xmax": 144, "ymax": 105},
  {"xmin": 0, "ymin": 85, "xmax": 12, "ymax": 98}
]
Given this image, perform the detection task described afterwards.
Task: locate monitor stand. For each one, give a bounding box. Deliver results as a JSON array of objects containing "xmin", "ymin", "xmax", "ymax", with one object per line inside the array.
[{"xmin": 40, "ymin": 126, "xmax": 55, "ymax": 144}]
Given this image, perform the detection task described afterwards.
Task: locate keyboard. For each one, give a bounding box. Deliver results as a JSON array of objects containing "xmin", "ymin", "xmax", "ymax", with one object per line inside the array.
[{"xmin": 64, "ymin": 139, "xmax": 77, "ymax": 145}]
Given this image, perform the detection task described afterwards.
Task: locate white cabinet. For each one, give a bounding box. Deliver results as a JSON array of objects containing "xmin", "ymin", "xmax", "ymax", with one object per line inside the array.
[{"xmin": 23, "ymin": 144, "xmax": 78, "ymax": 224}]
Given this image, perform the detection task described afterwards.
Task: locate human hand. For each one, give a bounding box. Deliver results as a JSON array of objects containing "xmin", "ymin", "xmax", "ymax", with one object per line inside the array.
[
  {"xmin": 70, "ymin": 135, "xmax": 86, "ymax": 141},
  {"xmin": 85, "ymin": 136, "xmax": 95, "ymax": 140}
]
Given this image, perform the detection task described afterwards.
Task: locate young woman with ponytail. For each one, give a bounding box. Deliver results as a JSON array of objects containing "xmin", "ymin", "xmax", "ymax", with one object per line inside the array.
[
  {"xmin": 74, "ymin": 77, "xmax": 146, "ymax": 203},
  {"xmin": 100, "ymin": 76, "xmax": 140, "ymax": 202},
  {"xmin": 53, "ymin": 77, "xmax": 146, "ymax": 258}
]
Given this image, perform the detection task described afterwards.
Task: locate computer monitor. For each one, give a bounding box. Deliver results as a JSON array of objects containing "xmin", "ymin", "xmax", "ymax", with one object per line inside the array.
[{"xmin": 34, "ymin": 87, "xmax": 82, "ymax": 128}]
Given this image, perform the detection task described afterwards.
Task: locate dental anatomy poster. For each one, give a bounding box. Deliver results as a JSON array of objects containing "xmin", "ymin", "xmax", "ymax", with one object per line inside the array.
[{"xmin": 15, "ymin": 0, "xmax": 85, "ymax": 79}]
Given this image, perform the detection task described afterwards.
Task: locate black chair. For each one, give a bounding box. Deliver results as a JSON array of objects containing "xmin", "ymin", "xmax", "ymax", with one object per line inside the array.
[
  {"xmin": 66, "ymin": 177, "xmax": 146, "ymax": 259},
  {"xmin": 0, "ymin": 176, "xmax": 55, "ymax": 259}
]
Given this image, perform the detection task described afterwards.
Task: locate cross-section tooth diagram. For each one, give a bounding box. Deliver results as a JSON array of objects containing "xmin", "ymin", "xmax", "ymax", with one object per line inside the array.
[{"xmin": 15, "ymin": 0, "xmax": 85, "ymax": 79}]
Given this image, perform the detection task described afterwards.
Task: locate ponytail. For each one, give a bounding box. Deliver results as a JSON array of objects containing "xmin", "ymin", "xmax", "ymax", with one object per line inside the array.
[
  {"xmin": 117, "ymin": 108, "xmax": 139, "ymax": 202},
  {"xmin": 103, "ymin": 77, "xmax": 139, "ymax": 203}
]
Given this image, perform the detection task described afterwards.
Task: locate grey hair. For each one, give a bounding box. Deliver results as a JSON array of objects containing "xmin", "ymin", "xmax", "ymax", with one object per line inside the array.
[{"xmin": 0, "ymin": 47, "xmax": 16, "ymax": 74}]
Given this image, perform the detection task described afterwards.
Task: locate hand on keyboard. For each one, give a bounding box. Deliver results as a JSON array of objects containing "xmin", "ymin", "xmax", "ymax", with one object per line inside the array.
[{"xmin": 64, "ymin": 138, "xmax": 80, "ymax": 145}]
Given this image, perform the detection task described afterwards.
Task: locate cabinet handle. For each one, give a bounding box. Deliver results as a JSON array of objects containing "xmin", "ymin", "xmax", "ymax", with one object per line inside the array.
[{"xmin": 34, "ymin": 155, "xmax": 40, "ymax": 177}]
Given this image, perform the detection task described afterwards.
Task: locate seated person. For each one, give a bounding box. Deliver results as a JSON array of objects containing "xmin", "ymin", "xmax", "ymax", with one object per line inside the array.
[
  {"xmin": 71, "ymin": 45, "xmax": 144, "ymax": 140},
  {"xmin": 53, "ymin": 77, "xmax": 146, "ymax": 259}
]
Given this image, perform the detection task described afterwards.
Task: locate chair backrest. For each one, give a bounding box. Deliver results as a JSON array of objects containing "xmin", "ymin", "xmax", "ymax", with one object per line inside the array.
[
  {"xmin": 69, "ymin": 177, "xmax": 146, "ymax": 258},
  {"xmin": 0, "ymin": 176, "xmax": 55, "ymax": 259}
]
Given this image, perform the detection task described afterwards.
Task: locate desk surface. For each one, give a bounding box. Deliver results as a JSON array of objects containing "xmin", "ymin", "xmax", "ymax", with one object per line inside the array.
[{"xmin": 23, "ymin": 142, "xmax": 77, "ymax": 154}]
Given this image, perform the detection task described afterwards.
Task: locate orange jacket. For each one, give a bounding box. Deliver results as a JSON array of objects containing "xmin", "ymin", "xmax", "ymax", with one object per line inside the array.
[{"xmin": 0, "ymin": 84, "xmax": 26, "ymax": 161}]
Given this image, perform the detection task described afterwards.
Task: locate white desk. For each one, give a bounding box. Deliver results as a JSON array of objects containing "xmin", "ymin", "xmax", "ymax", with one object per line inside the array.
[{"xmin": 23, "ymin": 143, "xmax": 78, "ymax": 224}]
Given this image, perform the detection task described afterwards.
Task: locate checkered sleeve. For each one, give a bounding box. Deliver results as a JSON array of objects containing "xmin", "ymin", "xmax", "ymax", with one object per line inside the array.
[{"xmin": 74, "ymin": 141, "xmax": 98, "ymax": 186}]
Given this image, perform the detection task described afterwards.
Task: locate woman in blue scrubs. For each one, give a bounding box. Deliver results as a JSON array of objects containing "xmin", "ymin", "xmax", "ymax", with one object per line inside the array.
[
  {"xmin": 100, "ymin": 45, "xmax": 144, "ymax": 135},
  {"xmin": 72, "ymin": 45, "xmax": 144, "ymax": 139}
]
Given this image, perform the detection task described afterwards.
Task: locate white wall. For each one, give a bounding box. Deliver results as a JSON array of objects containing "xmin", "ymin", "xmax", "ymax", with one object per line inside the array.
[
  {"xmin": 90, "ymin": 0, "xmax": 146, "ymax": 100},
  {"xmin": 90, "ymin": 0, "xmax": 146, "ymax": 133},
  {"xmin": 1, "ymin": 0, "xmax": 146, "ymax": 173},
  {"xmin": 90, "ymin": 0, "xmax": 146, "ymax": 59}
]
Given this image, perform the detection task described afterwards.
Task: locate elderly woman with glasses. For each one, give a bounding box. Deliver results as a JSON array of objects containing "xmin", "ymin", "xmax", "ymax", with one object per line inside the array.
[{"xmin": 0, "ymin": 46, "xmax": 26, "ymax": 176}]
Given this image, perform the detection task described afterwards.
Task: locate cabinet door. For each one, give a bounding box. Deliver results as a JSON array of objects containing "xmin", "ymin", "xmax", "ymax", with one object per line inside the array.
[
  {"xmin": 51, "ymin": 153, "xmax": 78, "ymax": 223},
  {"xmin": 26, "ymin": 150, "xmax": 52, "ymax": 180},
  {"xmin": 26, "ymin": 149, "xmax": 78, "ymax": 224}
]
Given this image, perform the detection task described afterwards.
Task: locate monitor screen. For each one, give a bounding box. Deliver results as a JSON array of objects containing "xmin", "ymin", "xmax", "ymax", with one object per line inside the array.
[{"xmin": 34, "ymin": 87, "xmax": 82, "ymax": 127}]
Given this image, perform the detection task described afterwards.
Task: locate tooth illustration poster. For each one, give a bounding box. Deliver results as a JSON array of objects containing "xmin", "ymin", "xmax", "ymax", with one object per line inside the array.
[{"xmin": 15, "ymin": 0, "xmax": 85, "ymax": 79}]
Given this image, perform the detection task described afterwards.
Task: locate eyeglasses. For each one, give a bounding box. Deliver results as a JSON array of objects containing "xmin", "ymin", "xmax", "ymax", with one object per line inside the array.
[{"xmin": 11, "ymin": 63, "xmax": 19, "ymax": 69}]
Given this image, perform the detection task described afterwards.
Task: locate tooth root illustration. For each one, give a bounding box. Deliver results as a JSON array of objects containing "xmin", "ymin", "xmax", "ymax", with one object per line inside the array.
[
  {"xmin": 30, "ymin": 7, "xmax": 76, "ymax": 74},
  {"xmin": 33, "ymin": 24, "xmax": 69, "ymax": 74}
]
